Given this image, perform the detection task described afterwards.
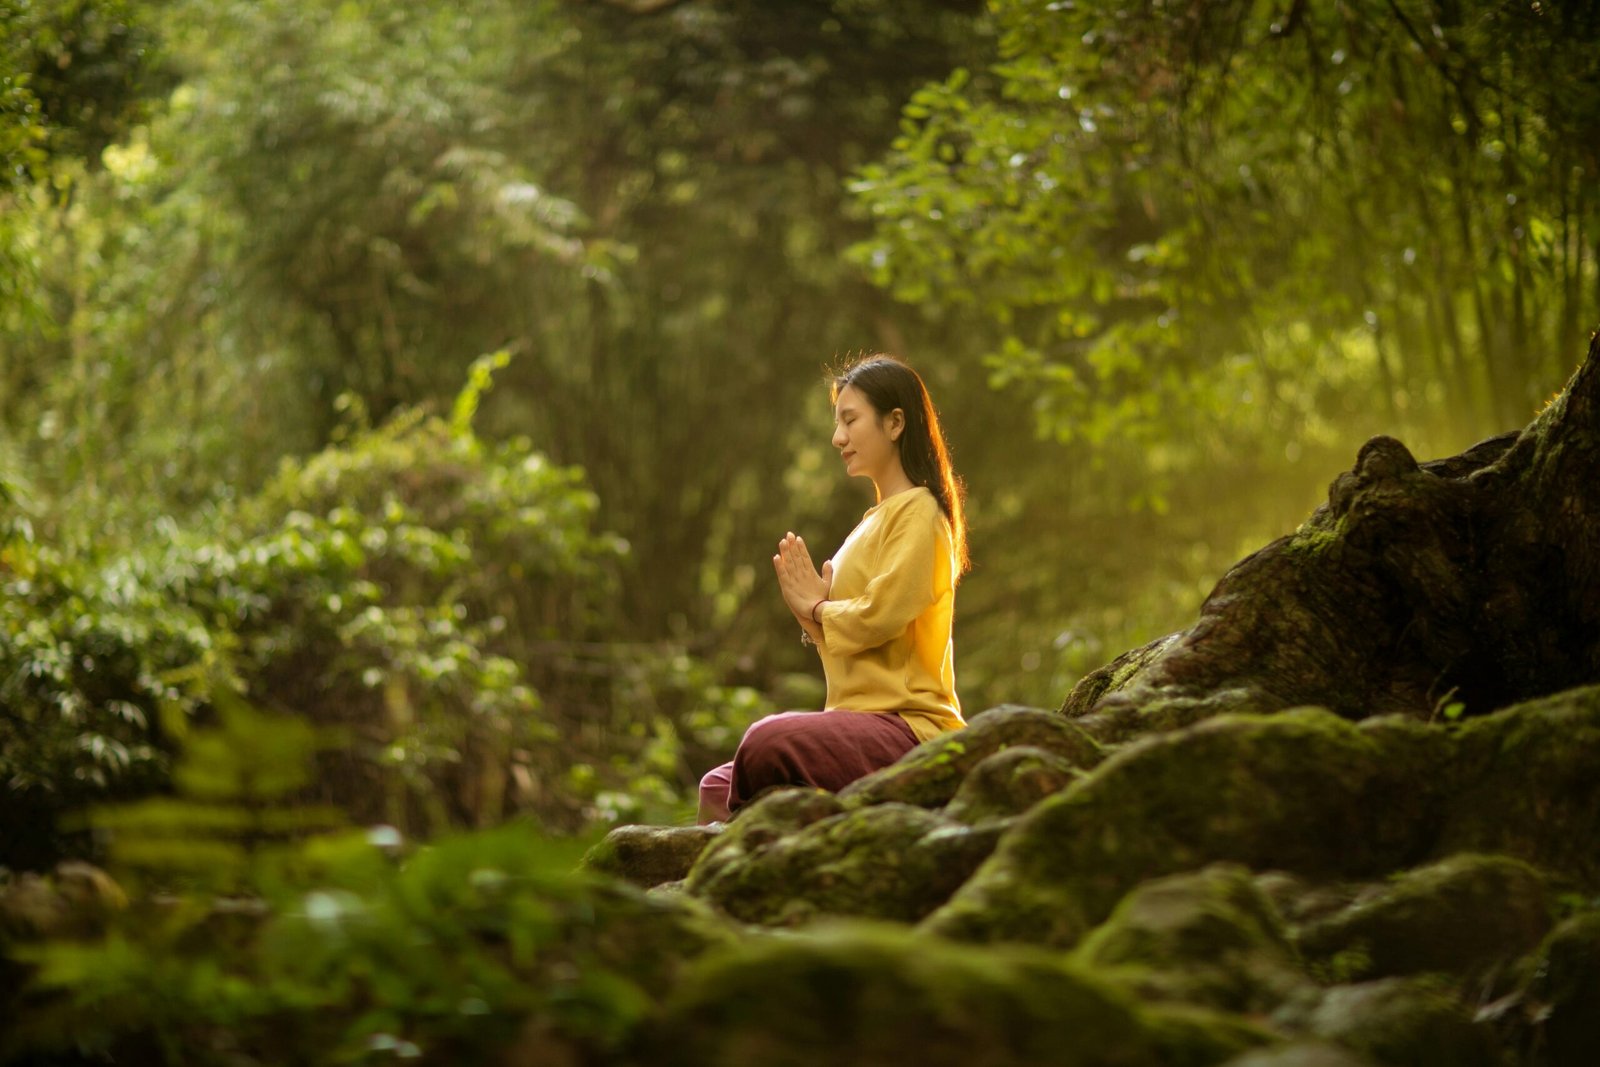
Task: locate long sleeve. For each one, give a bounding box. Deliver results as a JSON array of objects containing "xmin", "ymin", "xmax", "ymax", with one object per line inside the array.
[
  {"xmin": 818, "ymin": 494, "xmax": 946, "ymax": 657},
  {"xmin": 812, "ymin": 486, "xmax": 962, "ymax": 742}
]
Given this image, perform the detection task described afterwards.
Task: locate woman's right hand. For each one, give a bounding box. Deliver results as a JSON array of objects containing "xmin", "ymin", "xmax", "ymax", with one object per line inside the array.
[{"xmin": 773, "ymin": 532, "xmax": 832, "ymax": 621}]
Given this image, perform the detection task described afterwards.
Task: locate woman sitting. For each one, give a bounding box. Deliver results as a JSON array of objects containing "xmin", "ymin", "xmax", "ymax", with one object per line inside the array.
[{"xmin": 698, "ymin": 354, "xmax": 969, "ymax": 824}]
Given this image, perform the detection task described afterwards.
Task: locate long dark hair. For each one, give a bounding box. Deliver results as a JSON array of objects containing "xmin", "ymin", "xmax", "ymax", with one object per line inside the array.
[{"xmin": 831, "ymin": 355, "xmax": 970, "ymax": 579}]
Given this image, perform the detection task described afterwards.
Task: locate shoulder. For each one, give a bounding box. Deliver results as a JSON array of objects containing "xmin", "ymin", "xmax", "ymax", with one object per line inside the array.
[
  {"xmin": 881, "ymin": 487, "xmax": 946, "ymax": 540},
  {"xmin": 885, "ymin": 486, "xmax": 938, "ymax": 519}
]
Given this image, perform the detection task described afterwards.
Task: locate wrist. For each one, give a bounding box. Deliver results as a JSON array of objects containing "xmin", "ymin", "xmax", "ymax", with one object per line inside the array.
[{"xmin": 810, "ymin": 598, "xmax": 827, "ymax": 624}]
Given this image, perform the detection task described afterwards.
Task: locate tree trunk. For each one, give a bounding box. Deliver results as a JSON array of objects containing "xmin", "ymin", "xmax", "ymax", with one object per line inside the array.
[{"xmin": 1064, "ymin": 332, "xmax": 1600, "ymax": 741}]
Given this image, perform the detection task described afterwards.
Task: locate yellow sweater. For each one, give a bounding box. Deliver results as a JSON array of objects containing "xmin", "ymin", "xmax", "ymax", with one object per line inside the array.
[{"xmin": 817, "ymin": 485, "xmax": 965, "ymax": 744}]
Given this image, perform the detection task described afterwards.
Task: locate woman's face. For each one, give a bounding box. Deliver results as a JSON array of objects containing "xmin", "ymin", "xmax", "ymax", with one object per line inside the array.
[{"xmin": 832, "ymin": 384, "xmax": 901, "ymax": 483}]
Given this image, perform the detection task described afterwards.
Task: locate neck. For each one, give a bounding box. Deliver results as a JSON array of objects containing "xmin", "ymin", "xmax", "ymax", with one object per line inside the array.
[{"xmin": 872, "ymin": 466, "xmax": 916, "ymax": 502}]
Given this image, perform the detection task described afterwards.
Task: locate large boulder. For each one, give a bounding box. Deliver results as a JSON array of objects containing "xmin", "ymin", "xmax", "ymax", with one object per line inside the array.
[{"xmin": 684, "ymin": 788, "xmax": 1001, "ymax": 925}]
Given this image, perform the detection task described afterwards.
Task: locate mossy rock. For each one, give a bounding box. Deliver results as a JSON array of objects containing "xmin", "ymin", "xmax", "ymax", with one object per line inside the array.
[
  {"xmin": 924, "ymin": 708, "xmax": 1436, "ymax": 949},
  {"xmin": 1073, "ymin": 686, "xmax": 1282, "ymax": 746},
  {"xmin": 582, "ymin": 824, "xmax": 723, "ymax": 889},
  {"xmin": 685, "ymin": 791, "xmax": 1002, "ymax": 926},
  {"xmin": 634, "ymin": 920, "xmax": 1271, "ymax": 1067},
  {"xmin": 1509, "ymin": 911, "xmax": 1600, "ymax": 1066},
  {"xmin": 1344, "ymin": 713, "xmax": 1458, "ymax": 863},
  {"xmin": 943, "ymin": 746, "xmax": 1081, "ymax": 825},
  {"xmin": 704, "ymin": 783, "xmax": 845, "ymax": 841},
  {"xmin": 926, "ymin": 691, "xmax": 1600, "ymax": 950},
  {"xmin": 1295, "ymin": 854, "xmax": 1553, "ymax": 985},
  {"xmin": 1060, "ymin": 633, "xmax": 1184, "ymax": 717},
  {"xmin": 1273, "ymin": 976, "xmax": 1500, "ymax": 1067},
  {"xmin": 1074, "ymin": 864, "xmax": 1310, "ymax": 1014},
  {"xmin": 837, "ymin": 707, "xmax": 1101, "ymax": 810},
  {"xmin": 1435, "ymin": 685, "xmax": 1600, "ymax": 885},
  {"xmin": 1252, "ymin": 872, "xmax": 1361, "ymax": 931},
  {"xmin": 677, "ymin": 786, "xmax": 842, "ymax": 921}
]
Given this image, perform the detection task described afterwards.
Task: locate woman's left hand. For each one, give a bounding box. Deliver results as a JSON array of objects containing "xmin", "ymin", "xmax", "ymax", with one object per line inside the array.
[{"xmin": 773, "ymin": 532, "xmax": 832, "ymax": 621}]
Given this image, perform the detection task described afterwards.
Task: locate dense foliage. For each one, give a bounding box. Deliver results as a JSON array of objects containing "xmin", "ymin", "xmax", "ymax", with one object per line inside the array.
[
  {"xmin": 5, "ymin": 702, "xmax": 707, "ymax": 1064},
  {"xmin": 1, "ymin": 359, "xmax": 760, "ymax": 870},
  {"xmin": 854, "ymin": 0, "xmax": 1600, "ymax": 439}
]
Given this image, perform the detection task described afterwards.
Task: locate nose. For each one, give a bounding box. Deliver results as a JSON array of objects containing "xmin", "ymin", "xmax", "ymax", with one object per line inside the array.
[{"xmin": 832, "ymin": 424, "xmax": 847, "ymax": 450}]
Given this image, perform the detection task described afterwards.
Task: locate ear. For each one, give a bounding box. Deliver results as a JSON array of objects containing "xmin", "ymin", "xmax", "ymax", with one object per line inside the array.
[{"xmin": 889, "ymin": 407, "xmax": 906, "ymax": 441}]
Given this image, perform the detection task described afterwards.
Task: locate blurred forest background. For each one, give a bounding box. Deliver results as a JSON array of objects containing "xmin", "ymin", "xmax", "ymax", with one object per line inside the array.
[{"xmin": 2, "ymin": 0, "xmax": 1597, "ymax": 863}]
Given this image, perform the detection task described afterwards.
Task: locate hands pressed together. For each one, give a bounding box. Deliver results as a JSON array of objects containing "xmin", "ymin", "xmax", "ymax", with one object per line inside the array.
[{"xmin": 773, "ymin": 531, "xmax": 833, "ymax": 625}]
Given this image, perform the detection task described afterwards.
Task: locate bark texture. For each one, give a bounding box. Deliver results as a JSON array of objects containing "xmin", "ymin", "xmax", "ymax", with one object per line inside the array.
[{"xmin": 1064, "ymin": 334, "xmax": 1600, "ymax": 734}]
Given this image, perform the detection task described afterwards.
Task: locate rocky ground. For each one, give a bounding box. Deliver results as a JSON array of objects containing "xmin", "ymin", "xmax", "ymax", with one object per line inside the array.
[{"xmin": 585, "ymin": 690, "xmax": 1600, "ymax": 1066}]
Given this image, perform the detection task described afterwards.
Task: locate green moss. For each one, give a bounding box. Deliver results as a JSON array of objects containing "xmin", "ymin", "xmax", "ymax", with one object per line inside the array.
[
  {"xmin": 685, "ymin": 798, "xmax": 1001, "ymax": 926},
  {"xmin": 1437, "ymin": 685, "xmax": 1600, "ymax": 884},
  {"xmin": 1059, "ymin": 635, "xmax": 1183, "ymax": 716},
  {"xmin": 1141, "ymin": 1005, "xmax": 1281, "ymax": 1067},
  {"xmin": 582, "ymin": 824, "xmax": 722, "ymax": 889},
  {"xmin": 839, "ymin": 707, "xmax": 1101, "ymax": 810},
  {"xmin": 1252, "ymin": 871, "xmax": 1358, "ymax": 931},
  {"xmin": 1312, "ymin": 946, "xmax": 1374, "ymax": 987},
  {"xmin": 924, "ymin": 708, "xmax": 1436, "ymax": 948},
  {"xmin": 1107, "ymin": 640, "xmax": 1175, "ymax": 691},
  {"xmin": 1277, "ymin": 976, "xmax": 1500, "ymax": 1067},
  {"xmin": 1075, "ymin": 687, "xmax": 1282, "ymax": 746},
  {"xmin": 1512, "ymin": 912, "xmax": 1600, "ymax": 1065},
  {"xmin": 943, "ymin": 746, "xmax": 1080, "ymax": 825},
  {"xmin": 1073, "ymin": 864, "xmax": 1308, "ymax": 1014},
  {"xmin": 638, "ymin": 921, "xmax": 1269, "ymax": 1067},
  {"xmin": 1295, "ymin": 854, "xmax": 1552, "ymax": 984},
  {"xmin": 1284, "ymin": 518, "xmax": 1345, "ymax": 559}
]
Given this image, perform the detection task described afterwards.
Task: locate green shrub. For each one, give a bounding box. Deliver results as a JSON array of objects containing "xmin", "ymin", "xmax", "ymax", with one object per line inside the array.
[
  {"xmin": 1, "ymin": 356, "xmax": 623, "ymax": 863},
  {"xmin": 6, "ymin": 701, "xmax": 723, "ymax": 1065},
  {"xmin": 3, "ymin": 354, "xmax": 773, "ymax": 866}
]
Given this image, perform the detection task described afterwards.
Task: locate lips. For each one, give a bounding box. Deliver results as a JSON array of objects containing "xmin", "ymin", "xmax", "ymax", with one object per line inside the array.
[{"xmin": 842, "ymin": 451, "xmax": 856, "ymax": 464}]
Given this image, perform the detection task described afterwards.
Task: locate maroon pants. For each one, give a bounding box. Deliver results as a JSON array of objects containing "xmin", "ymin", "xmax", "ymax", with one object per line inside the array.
[{"xmin": 697, "ymin": 710, "xmax": 919, "ymax": 824}]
